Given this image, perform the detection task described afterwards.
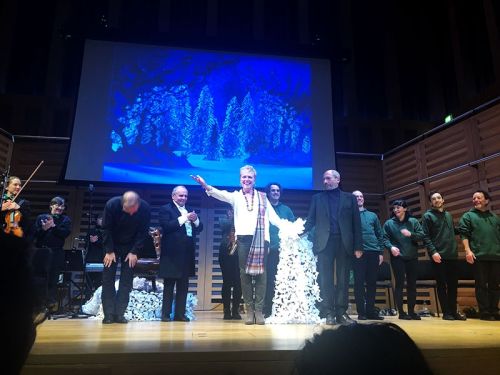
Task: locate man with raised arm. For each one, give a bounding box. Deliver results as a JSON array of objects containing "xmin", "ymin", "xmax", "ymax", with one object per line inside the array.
[{"xmin": 191, "ymin": 166, "xmax": 286, "ymax": 325}]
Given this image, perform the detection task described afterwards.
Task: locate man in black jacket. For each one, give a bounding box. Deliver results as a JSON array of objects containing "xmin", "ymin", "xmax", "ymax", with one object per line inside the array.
[
  {"xmin": 304, "ymin": 170, "xmax": 362, "ymax": 325},
  {"xmin": 158, "ymin": 186, "xmax": 203, "ymax": 322},
  {"xmin": 101, "ymin": 191, "xmax": 150, "ymax": 324}
]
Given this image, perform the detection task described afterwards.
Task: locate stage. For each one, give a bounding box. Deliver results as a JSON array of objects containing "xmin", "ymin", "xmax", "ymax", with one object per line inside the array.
[{"xmin": 23, "ymin": 312, "xmax": 500, "ymax": 375}]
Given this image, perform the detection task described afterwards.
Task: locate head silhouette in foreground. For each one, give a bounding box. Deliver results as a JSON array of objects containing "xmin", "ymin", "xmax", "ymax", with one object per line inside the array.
[{"xmin": 294, "ymin": 323, "xmax": 433, "ymax": 374}]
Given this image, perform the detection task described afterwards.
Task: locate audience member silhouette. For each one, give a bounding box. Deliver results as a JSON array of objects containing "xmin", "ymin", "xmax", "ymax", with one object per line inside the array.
[
  {"xmin": 294, "ymin": 323, "xmax": 433, "ymax": 375},
  {"xmin": 1, "ymin": 232, "xmax": 39, "ymax": 374}
]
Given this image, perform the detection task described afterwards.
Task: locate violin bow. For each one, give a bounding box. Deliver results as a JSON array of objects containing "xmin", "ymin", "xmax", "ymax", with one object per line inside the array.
[{"xmin": 11, "ymin": 160, "xmax": 44, "ymax": 203}]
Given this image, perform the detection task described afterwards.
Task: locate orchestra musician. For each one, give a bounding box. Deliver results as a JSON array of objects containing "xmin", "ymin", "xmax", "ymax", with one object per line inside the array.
[
  {"xmin": 33, "ymin": 196, "xmax": 72, "ymax": 311},
  {"xmin": 2, "ymin": 176, "xmax": 32, "ymax": 239}
]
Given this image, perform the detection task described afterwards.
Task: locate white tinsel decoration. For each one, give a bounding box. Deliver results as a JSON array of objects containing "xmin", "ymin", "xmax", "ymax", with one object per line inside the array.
[
  {"xmin": 82, "ymin": 277, "xmax": 197, "ymax": 321},
  {"xmin": 266, "ymin": 218, "xmax": 322, "ymax": 324}
]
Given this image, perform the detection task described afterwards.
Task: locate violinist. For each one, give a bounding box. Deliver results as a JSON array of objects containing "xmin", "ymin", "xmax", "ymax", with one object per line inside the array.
[
  {"xmin": 2, "ymin": 176, "xmax": 32, "ymax": 239},
  {"xmin": 34, "ymin": 196, "xmax": 72, "ymax": 310}
]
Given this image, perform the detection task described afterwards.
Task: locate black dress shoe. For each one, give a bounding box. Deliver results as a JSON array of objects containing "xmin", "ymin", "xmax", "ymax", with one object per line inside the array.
[
  {"xmin": 102, "ymin": 316, "xmax": 114, "ymax": 324},
  {"xmin": 114, "ymin": 316, "xmax": 128, "ymax": 324},
  {"xmin": 231, "ymin": 311, "xmax": 242, "ymax": 320},
  {"xmin": 357, "ymin": 314, "xmax": 367, "ymax": 321},
  {"xmin": 173, "ymin": 316, "xmax": 190, "ymax": 322},
  {"xmin": 492, "ymin": 313, "xmax": 500, "ymax": 321},
  {"xmin": 335, "ymin": 313, "xmax": 356, "ymax": 325},
  {"xmin": 442, "ymin": 314, "xmax": 455, "ymax": 321},
  {"xmin": 453, "ymin": 311, "xmax": 467, "ymax": 321},
  {"xmin": 325, "ymin": 314, "xmax": 336, "ymax": 325},
  {"xmin": 409, "ymin": 313, "xmax": 421, "ymax": 320},
  {"xmin": 480, "ymin": 313, "xmax": 495, "ymax": 321},
  {"xmin": 398, "ymin": 312, "xmax": 411, "ymax": 320},
  {"xmin": 223, "ymin": 312, "xmax": 232, "ymax": 320},
  {"xmin": 366, "ymin": 314, "xmax": 384, "ymax": 321},
  {"xmin": 161, "ymin": 316, "xmax": 172, "ymax": 322}
]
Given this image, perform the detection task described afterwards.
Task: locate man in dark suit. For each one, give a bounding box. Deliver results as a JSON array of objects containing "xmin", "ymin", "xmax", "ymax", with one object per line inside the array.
[
  {"xmin": 101, "ymin": 191, "xmax": 151, "ymax": 324},
  {"xmin": 158, "ymin": 186, "xmax": 203, "ymax": 322},
  {"xmin": 304, "ymin": 169, "xmax": 362, "ymax": 325}
]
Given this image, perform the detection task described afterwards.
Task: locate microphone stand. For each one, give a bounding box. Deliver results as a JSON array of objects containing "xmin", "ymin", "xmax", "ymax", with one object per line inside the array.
[{"xmin": 70, "ymin": 184, "xmax": 95, "ymax": 319}]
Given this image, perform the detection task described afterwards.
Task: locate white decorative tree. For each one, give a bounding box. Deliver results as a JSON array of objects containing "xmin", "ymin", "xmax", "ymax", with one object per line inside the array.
[{"xmin": 266, "ymin": 218, "xmax": 322, "ymax": 324}]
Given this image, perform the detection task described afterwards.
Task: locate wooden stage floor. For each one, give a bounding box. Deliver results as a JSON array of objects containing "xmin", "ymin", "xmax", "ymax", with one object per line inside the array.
[{"xmin": 23, "ymin": 311, "xmax": 500, "ymax": 375}]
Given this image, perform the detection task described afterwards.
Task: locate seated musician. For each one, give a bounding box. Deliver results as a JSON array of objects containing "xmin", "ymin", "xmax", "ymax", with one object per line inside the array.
[
  {"xmin": 2, "ymin": 176, "xmax": 32, "ymax": 240},
  {"xmin": 34, "ymin": 196, "xmax": 72, "ymax": 311}
]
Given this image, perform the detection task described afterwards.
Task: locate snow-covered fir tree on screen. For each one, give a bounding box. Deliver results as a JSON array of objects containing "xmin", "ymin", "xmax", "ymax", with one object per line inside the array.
[
  {"xmin": 103, "ymin": 48, "xmax": 313, "ymax": 188},
  {"xmin": 111, "ymin": 86, "xmax": 309, "ymax": 160}
]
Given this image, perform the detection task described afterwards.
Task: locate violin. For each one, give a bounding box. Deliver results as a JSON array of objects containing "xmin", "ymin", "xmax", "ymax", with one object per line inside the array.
[
  {"xmin": 2, "ymin": 161, "xmax": 44, "ymax": 237},
  {"xmin": 4, "ymin": 206, "xmax": 23, "ymax": 237}
]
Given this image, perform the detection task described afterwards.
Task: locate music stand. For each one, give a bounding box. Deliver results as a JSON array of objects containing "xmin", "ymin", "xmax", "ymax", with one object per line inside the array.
[
  {"xmin": 68, "ymin": 183, "xmax": 97, "ymax": 319},
  {"xmin": 63, "ymin": 249, "xmax": 91, "ymax": 319}
]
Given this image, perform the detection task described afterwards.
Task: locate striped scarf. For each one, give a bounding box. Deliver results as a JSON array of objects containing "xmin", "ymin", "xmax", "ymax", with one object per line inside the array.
[{"xmin": 245, "ymin": 191, "xmax": 267, "ymax": 275}]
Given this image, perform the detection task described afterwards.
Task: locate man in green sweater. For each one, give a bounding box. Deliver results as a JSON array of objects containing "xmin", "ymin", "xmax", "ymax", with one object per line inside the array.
[
  {"xmin": 458, "ymin": 190, "xmax": 500, "ymax": 321},
  {"xmin": 352, "ymin": 191, "xmax": 385, "ymax": 320},
  {"xmin": 422, "ymin": 192, "xmax": 466, "ymax": 320}
]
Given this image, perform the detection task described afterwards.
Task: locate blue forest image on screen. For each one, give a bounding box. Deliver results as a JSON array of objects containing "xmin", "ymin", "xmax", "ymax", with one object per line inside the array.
[{"xmin": 104, "ymin": 47, "xmax": 312, "ymax": 189}]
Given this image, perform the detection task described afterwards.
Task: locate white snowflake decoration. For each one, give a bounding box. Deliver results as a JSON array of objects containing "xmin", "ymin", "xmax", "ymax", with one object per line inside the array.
[
  {"xmin": 82, "ymin": 277, "xmax": 197, "ymax": 321},
  {"xmin": 266, "ymin": 218, "xmax": 322, "ymax": 324}
]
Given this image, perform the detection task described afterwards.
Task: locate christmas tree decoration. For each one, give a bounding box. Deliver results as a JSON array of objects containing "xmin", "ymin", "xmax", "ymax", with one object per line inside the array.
[{"xmin": 266, "ymin": 218, "xmax": 322, "ymax": 324}]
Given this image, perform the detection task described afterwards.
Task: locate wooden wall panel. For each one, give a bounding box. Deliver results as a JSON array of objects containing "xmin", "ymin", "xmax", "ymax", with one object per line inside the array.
[
  {"xmin": 421, "ymin": 123, "xmax": 470, "ymax": 177},
  {"xmin": 475, "ymin": 104, "xmax": 500, "ymax": 156},
  {"xmin": 383, "ymin": 101, "xmax": 500, "ymax": 311},
  {"xmin": 10, "ymin": 139, "xmax": 69, "ymax": 181},
  {"xmin": 0, "ymin": 132, "xmax": 13, "ymax": 173},
  {"xmin": 383, "ymin": 146, "xmax": 420, "ymax": 191},
  {"xmin": 336, "ymin": 156, "xmax": 384, "ymax": 193},
  {"xmin": 484, "ymin": 157, "xmax": 500, "ymax": 212}
]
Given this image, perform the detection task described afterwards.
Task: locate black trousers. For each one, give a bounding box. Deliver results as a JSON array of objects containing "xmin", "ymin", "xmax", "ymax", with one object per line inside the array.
[
  {"xmin": 474, "ymin": 260, "xmax": 500, "ymax": 315},
  {"xmin": 237, "ymin": 235, "xmax": 268, "ymax": 312},
  {"xmin": 31, "ymin": 247, "xmax": 53, "ymax": 310},
  {"xmin": 390, "ymin": 256, "xmax": 418, "ymax": 314},
  {"xmin": 316, "ymin": 234, "xmax": 351, "ymax": 317},
  {"xmin": 162, "ymin": 276, "xmax": 189, "ymax": 319},
  {"xmin": 432, "ymin": 259, "xmax": 458, "ymax": 315},
  {"xmin": 46, "ymin": 247, "xmax": 65, "ymax": 305},
  {"xmin": 353, "ymin": 252, "xmax": 381, "ymax": 316},
  {"xmin": 219, "ymin": 252, "xmax": 241, "ymax": 313},
  {"xmin": 101, "ymin": 253, "xmax": 135, "ymax": 318}
]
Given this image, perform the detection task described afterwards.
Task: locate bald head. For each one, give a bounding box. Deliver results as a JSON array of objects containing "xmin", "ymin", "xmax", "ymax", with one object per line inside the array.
[
  {"xmin": 172, "ymin": 185, "xmax": 188, "ymax": 207},
  {"xmin": 122, "ymin": 191, "xmax": 140, "ymax": 215},
  {"xmin": 323, "ymin": 170, "xmax": 340, "ymax": 190}
]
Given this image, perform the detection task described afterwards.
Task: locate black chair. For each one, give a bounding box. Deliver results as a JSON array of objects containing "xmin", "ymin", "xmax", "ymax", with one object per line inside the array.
[
  {"xmin": 134, "ymin": 235, "xmax": 160, "ymax": 290},
  {"xmin": 415, "ymin": 260, "xmax": 440, "ymax": 316},
  {"xmin": 376, "ymin": 261, "xmax": 394, "ymax": 309}
]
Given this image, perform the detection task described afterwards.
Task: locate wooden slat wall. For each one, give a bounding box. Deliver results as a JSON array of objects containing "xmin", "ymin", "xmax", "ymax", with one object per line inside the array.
[
  {"xmin": 0, "ymin": 132, "xmax": 14, "ymax": 175},
  {"xmin": 382, "ymin": 102, "xmax": 500, "ymax": 309}
]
